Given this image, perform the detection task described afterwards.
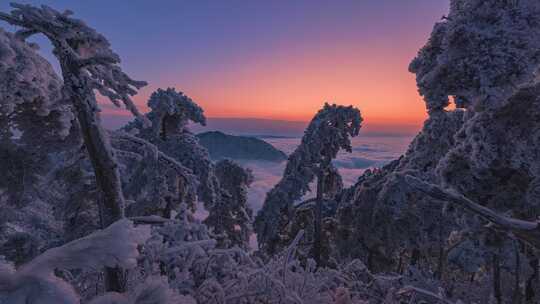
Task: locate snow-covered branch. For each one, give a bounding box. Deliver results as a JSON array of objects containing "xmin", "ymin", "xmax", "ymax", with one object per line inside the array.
[
  {"xmin": 404, "ymin": 175, "xmax": 540, "ymax": 248},
  {"xmin": 0, "ymin": 219, "xmax": 151, "ymax": 303}
]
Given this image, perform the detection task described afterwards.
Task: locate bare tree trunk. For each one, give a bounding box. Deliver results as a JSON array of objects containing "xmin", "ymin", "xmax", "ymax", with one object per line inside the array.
[
  {"xmin": 436, "ymin": 225, "xmax": 446, "ymax": 280},
  {"xmin": 513, "ymin": 240, "xmax": 522, "ymax": 304},
  {"xmin": 526, "ymin": 256, "xmax": 538, "ymax": 303},
  {"xmin": 74, "ymin": 100, "xmax": 125, "ymax": 223},
  {"xmin": 411, "ymin": 248, "xmax": 421, "ymax": 266},
  {"xmin": 396, "ymin": 250, "xmax": 404, "ymax": 274},
  {"xmin": 493, "ymin": 253, "xmax": 502, "ymax": 304},
  {"xmin": 63, "ymin": 64, "xmax": 126, "ymax": 292},
  {"xmin": 313, "ymin": 168, "xmax": 325, "ymax": 267}
]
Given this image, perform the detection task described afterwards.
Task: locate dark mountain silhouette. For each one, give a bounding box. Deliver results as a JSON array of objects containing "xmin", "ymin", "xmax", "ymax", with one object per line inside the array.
[{"xmin": 196, "ymin": 131, "xmax": 287, "ymax": 162}]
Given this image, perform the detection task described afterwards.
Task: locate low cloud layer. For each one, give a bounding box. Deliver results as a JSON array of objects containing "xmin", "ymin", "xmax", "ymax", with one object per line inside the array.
[
  {"xmin": 333, "ymin": 157, "xmax": 377, "ymax": 169},
  {"xmin": 241, "ymin": 134, "xmax": 413, "ymax": 212}
]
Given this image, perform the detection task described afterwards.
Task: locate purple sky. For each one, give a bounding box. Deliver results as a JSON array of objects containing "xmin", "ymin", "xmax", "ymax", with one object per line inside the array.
[{"xmin": 0, "ymin": 1, "xmax": 449, "ymax": 135}]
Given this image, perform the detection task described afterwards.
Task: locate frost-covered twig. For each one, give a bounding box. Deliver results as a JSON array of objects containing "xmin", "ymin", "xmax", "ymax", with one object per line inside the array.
[
  {"xmin": 283, "ymin": 229, "xmax": 305, "ymax": 282},
  {"xmin": 129, "ymin": 215, "xmax": 170, "ymax": 225},
  {"xmin": 397, "ymin": 286, "xmax": 456, "ymax": 304}
]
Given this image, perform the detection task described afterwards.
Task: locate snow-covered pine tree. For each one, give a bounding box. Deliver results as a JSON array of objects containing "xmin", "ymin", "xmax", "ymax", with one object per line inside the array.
[
  {"xmin": 123, "ymin": 88, "xmax": 219, "ymax": 213},
  {"xmin": 409, "ymin": 0, "xmax": 540, "ymax": 114},
  {"xmin": 110, "ymin": 131, "xmax": 198, "ymax": 219},
  {"xmin": 255, "ymin": 103, "xmax": 362, "ymax": 263},
  {"xmin": 408, "ymin": 0, "xmax": 540, "ymax": 301},
  {"xmin": 0, "ymin": 27, "xmax": 82, "ymax": 265},
  {"xmin": 0, "ymin": 3, "xmax": 147, "ymax": 292},
  {"xmin": 204, "ymin": 159, "xmax": 254, "ymax": 250}
]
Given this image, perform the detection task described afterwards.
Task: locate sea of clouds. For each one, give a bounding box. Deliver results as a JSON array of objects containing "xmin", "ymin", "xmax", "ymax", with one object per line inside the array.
[{"xmin": 239, "ymin": 135, "xmax": 414, "ymax": 212}]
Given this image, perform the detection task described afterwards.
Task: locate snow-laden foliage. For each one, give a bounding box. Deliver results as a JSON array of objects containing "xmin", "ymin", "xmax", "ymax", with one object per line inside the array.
[
  {"xmin": 350, "ymin": 0, "xmax": 540, "ymax": 302},
  {"xmin": 136, "ymin": 210, "xmax": 218, "ymax": 297},
  {"xmin": 0, "ymin": 2, "xmax": 148, "ymax": 236},
  {"xmin": 123, "ymin": 88, "xmax": 218, "ymax": 211},
  {"xmin": 111, "ymin": 131, "xmax": 198, "ymax": 218},
  {"xmin": 87, "ymin": 276, "xmax": 196, "ymax": 304},
  {"xmin": 0, "ymin": 27, "xmax": 82, "ymax": 261},
  {"xmin": 334, "ymin": 109, "xmax": 464, "ymax": 273},
  {"xmin": 331, "ymin": 0, "xmax": 540, "ymax": 296},
  {"xmin": 255, "ymin": 103, "xmax": 362, "ymax": 255},
  {"xmin": 0, "ymin": 29, "xmax": 92, "ymax": 244},
  {"xmin": 431, "ymin": 38, "xmax": 540, "ymax": 304},
  {"xmin": 0, "ymin": 27, "xmax": 76, "ymax": 202},
  {"xmin": 0, "ymin": 2, "xmax": 150, "ymax": 293},
  {"xmin": 409, "ymin": 0, "xmax": 540, "ymax": 112},
  {"xmin": 4, "ymin": 0, "xmax": 540, "ymax": 303},
  {"xmin": 146, "ymin": 88, "xmax": 206, "ymax": 139},
  {"xmin": 0, "ymin": 28, "xmax": 73, "ymax": 141},
  {"xmin": 137, "ymin": 223, "xmax": 452, "ymax": 304},
  {"xmin": 204, "ymin": 159, "xmax": 254, "ymax": 250},
  {"xmin": 325, "ymin": 2, "xmax": 540, "ymax": 303},
  {"xmin": 0, "ymin": 219, "xmax": 153, "ymax": 304},
  {"xmin": 436, "ymin": 87, "xmax": 540, "ymax": 218},
  {"xmin": 0, "ymin": 3, "xmax": 147, "ymax": 118}
]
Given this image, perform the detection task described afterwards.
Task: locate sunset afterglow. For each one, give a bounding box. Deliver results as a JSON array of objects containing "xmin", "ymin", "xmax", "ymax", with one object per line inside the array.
[{"xmin": 2, "ymin": 0, "xmax": 449, "ymax": 129}]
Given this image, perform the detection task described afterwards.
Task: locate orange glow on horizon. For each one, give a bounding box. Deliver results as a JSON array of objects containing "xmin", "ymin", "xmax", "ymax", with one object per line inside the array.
[{"xmin": 103, "ymin": 33, "xmax": 431, "ymax": 128}]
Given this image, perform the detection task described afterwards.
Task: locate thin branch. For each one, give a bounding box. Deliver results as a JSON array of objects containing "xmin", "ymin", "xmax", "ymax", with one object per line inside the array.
[
  {"xmin": 0, "ymin": 12, "xmax": 24, "ymax": 26},
  {"xmin": 397, "ymin": 286, "xmax": 456, "ymax": 304},
  {"xmin": 77, "ymin": 55, "xmax": 117, "ymax": 67},
  {"xmin": 14, "ymin": 28, "xmax": 38, "ymax": 40},
  {"xmin": 129, "ymin": 215, "xmax": 169, "ymax": 225}
]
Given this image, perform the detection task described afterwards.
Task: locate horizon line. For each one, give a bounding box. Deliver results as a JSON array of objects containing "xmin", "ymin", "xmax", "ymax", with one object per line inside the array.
[{"xmin": 102, "ymin": 112, "xmax": 424, "ymax": 127}]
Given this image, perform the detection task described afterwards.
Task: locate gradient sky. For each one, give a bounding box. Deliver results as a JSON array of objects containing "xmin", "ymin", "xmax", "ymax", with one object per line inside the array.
[{"xmin": 1, "ymin": 0, "xmax": 449, "ymax": 128}]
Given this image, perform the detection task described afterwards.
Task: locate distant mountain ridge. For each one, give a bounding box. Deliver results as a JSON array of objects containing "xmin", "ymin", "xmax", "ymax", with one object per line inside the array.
[
  {"xmin": 103, "ymin": 115, "xmax": 420, "ymax": 137},
  {"xmin": 196, "ymin": 131, "xmax": 287, "ymax": 162}
]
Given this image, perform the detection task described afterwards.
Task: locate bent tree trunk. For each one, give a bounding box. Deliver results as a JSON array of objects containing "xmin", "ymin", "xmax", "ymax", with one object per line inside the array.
[
  {"xmin": 313, "ymin": 159, "xmax": 332, "ymax": 267},
  {"xmin": 64, "ymin": 65, "xmax": 126, "ymax": 292},
  {"xmin": 493, "ymin": 252, "xmax": 502, "ymax": 304},
  {"xmin": 312, "ymin": 169, "xmax": 325, "ymax": 266}
]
